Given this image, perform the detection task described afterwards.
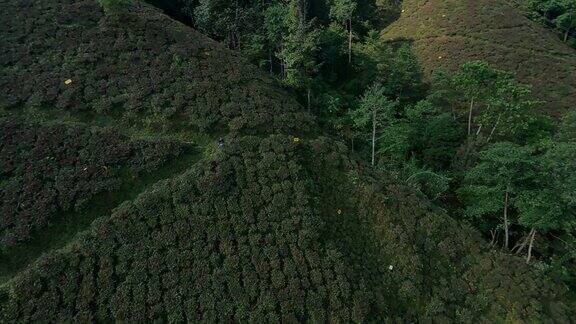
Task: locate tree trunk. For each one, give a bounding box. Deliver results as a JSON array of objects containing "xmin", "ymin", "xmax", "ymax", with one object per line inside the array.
[
  {"xmin": 526, "ymin": 228, "xmax": 537, "ymax": 263},
  {"xmin": 348, "ymin": 18, "xmax": 353, "ymax": 64},
  {"xmin": 468, "ymin": 97, "xmax": 474, "ymax": 136},
  {"xmin": 503, "ymin": 189, "xmax": 510, "ymax": 250},
  {"xmin": 564, "ymin": 13, "xmax": 573, "ymax": 43},
  {"xmin": 490, "ymin": 229, "xmax": 497, "ymax": 247},
  {"xmin": 526, "ymin": 228, "xmax": 536, "ymax": 263},
  {"xmin": 228, "ymin": 31, "xmax": 240, "ymax": 50},
  {"xmin": 513, "ymin": 231, "xmax": 531, "ymax": 254},
  {"xmin": 296, "ymin": 0, "xmax": 308, "ymax": 28},
  {"xmin": 487, "ymin": 114, "xmax": 501, "ymax": 143},
  {"xmin": 371, "ymin": 108, "xmax": 377, "ymax": 166},
  {"xmin": 307, "ymin": 87, "xmax": 311, "ymax": 111},
  {"xmin": 279, "ymin": 44, "xmax": 285, "ymax": 79},
  {"xmin": 269, "ymin": 49, "xmax": 273, "ymax": 75},
  {"xmin": 351, "ymin": 136, "xmax": 354, "ymax": 153}
]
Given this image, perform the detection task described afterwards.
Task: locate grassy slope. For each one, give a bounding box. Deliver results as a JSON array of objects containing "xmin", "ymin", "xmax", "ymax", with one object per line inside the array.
[
  {"xmin": 0, "ymin": 0, "xmax": 575, "ymax": 322},
  {"xmin": 382, "ymin": 0, "xmax": 576, "ymax": 115}
]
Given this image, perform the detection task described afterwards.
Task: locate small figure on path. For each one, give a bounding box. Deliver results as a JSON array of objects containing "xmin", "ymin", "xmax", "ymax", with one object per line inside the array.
[{"xmin": 218, "ymin": 138, "xmax": 225, "ymax": 149}]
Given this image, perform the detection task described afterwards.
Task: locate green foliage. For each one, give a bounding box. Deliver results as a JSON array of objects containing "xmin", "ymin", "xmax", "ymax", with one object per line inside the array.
[
  {"xmin": 453, "ymin": 61, "xmax": 500, "ymax": 101},
  {"xmin": 406, "ymin": 100, "xmax": 464, "ymax": 169},
  {"xmin": 459, "ymin": 142, "xmax": 535, "ymax": 218},
  {"xmin": 329, "ymin": 0, "xmax": 357, "ymax": 23},
  {"xmin": 436, "ymin": 61, "xmax": 542, "ymax": 143},
  {"xmin": 264, "ymin": 3, "xmax": 290, "ymax": 48},
  {"xmin": 351, "ymin": 82, "xmax": 397, "ymax": 128},
  {"xmin": 401, "ymin": 158, "xmax": 451, "ymax": 201},
  {"xmin": 517, "ymin": 141, "xmax": 576, "ymax": 231},
  {"xmin": 458, "ymin": 135, "xmax": 576, "ymax": 270},
  {"xmin": 515, "ymin": 189, "xmax": 567, "ymax": 231},
  {"xmin": 0, "ymin": 117, "xmax": 188, "ymax": 250},
  {"xmin": 482, "ymin": 74, "xmax": 540, "ymax": 141},
  {"xmin": 1, "ymin": 137, "xmax": 574, "ymax": 322},
  {"xmin": 557, "ymin": 110, "xmax": 576, "ymax": 141},
  {"xmin": 356, "ymin": 38, "xmax": 425, "ymax": 101},
  {"xmin": 193, "ymin": 0, "xmax": 262, "ymax": 49},
  {"xmin": 518, "ymin": 0, "xmax": 576, "ymax": 44},
  {"xmin": 99, "ymin": 0, "xmax": 132, "ymax": 10},
  {"xmin": 282, "ymin": 8, "xmax": 321, "ymax": 95},
  {"xmin": 448, "ymin": 61, "xmax": 500, "ymax": 135}
]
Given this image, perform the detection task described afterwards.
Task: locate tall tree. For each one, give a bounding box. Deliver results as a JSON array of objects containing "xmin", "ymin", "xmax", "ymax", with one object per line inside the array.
[
  {"xmin": 458, "ymin": 142, "xmax": 536, "ymax": 249},
  {"xmin": 329, "ymin": 0, "xmax": 357, "ymax": 64},
  {"xmin": 482, "ymin": 74, "xmax": 539, "ymax": 142},
  {"xmin": 292, "ymin": 0, "xmax": 310, "ymax": 28},
  {"xmin": 524, "ymin": 0, "xmax": 576, "ymax": 44},
  {"xmin": 555, "ymin": 0, "xmax": 576, "ymax": 42},
  {"xmin": 264, "ymin": 3, "xmax": 290, "ymax": 76},
  {"xmin": 194, "ymin": 0, "xmax": 235, "ymax": 49},
  {"xmin": 194, "ymin": 0, "xmax": 260, "ymax": 50},
  {"xmin": 516, "ymin": 141, "xmax": 576, "ymax": 262},
  {"xmin": 283, "ymin": 0, "xmax": 320, "ymax": 109},
  {"xmin": 356, "ymin": 37, "xmax": 424, "ymax": 101},
  {"xmin": 451, "ymin": 61, "xmax": 499, "ymax": 136},
  {"xmin": 351, "ymin": 83, "xmax": 398, "ymax": 166}
]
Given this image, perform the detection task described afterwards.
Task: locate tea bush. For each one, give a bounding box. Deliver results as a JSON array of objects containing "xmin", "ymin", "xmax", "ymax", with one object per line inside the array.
[
  {"xmin": 0, "ymin": 0, "xmax": 314, "ymax": 135},
  {"xmin": 1, "ymin": 136, "xmax": 574, "ymax": 322},
  {"xmin": 0, "ymin": 117, "xmax": 188, "ymax": 248}
]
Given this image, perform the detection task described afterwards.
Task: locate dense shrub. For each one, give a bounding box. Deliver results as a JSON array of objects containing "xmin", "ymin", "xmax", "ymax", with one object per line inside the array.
[
  {"xmin": 0, "ymin": 117, "xmax": 188, "ymax": 248},
  {"xmin": 306, "ymin": 137, "xmax": 576, "ymax": 321},
  {"xmin": 1, "ymin": 136, "xmax": 574, "ymax": 322},
  {"xmin": 0, "ymin": 0, "xmax": 314, "ymax": 135},
  {"xmin": 0, "ymin": 136, "xmax": 359, "ymax": 322}
]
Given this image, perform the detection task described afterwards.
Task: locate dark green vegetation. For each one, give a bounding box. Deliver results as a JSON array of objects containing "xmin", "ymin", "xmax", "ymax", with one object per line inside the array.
[
  {"xmin": 511, "ymin": 0, "xmax": 576, "ymax": 47},
  {"xmin": 0, "ymin": 117, "xmax": 200, "ymax": 283},
  {"xmin": 1, "ymin": 0, "xmax": 576, "ymax": 322},
  {"xmin": 3, "ymin": 134, "xmax": 576, "ymax": 322},
  {"xmin": 0, "ymin": 118, "xmax": 188, "ymax": 248},
  {"xmin": 0, "ymin": 0, "xmax": 312, "ymax": 135}
]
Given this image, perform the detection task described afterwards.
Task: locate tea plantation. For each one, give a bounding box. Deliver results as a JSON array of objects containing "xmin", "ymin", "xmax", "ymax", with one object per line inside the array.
[{"xmin": 0, "ymin": 0, "xmax": 575, "ymax": 322}]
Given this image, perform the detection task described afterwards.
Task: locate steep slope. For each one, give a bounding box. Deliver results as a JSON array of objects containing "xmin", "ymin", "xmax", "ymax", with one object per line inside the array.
[
  {"xmin": 1, "ymin": 0, "xmax": 575, "ymax": 322},
  {"xmin": 382, "ymin": 0, "xmax": 576, "ymax": 115},
  {"xmin": 0, "ymin": 0, "xmax": 313, "ymax": 135},
  {"xmin": 2, "ymin": 135, "xmax": 575, "ymax": 322},
  {"xmin": 0, "ymin": 117, "xmax": 198, "ymax": 283}
]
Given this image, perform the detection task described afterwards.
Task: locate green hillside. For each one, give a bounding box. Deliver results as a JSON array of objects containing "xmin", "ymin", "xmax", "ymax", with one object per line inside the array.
[
  {"xmin": 382, "ymin": 0, "xmax": 576, "ymax": 115},
  {"xmin": 1, "ymin": 0, "xmax": 575, "ymax": 322}
]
